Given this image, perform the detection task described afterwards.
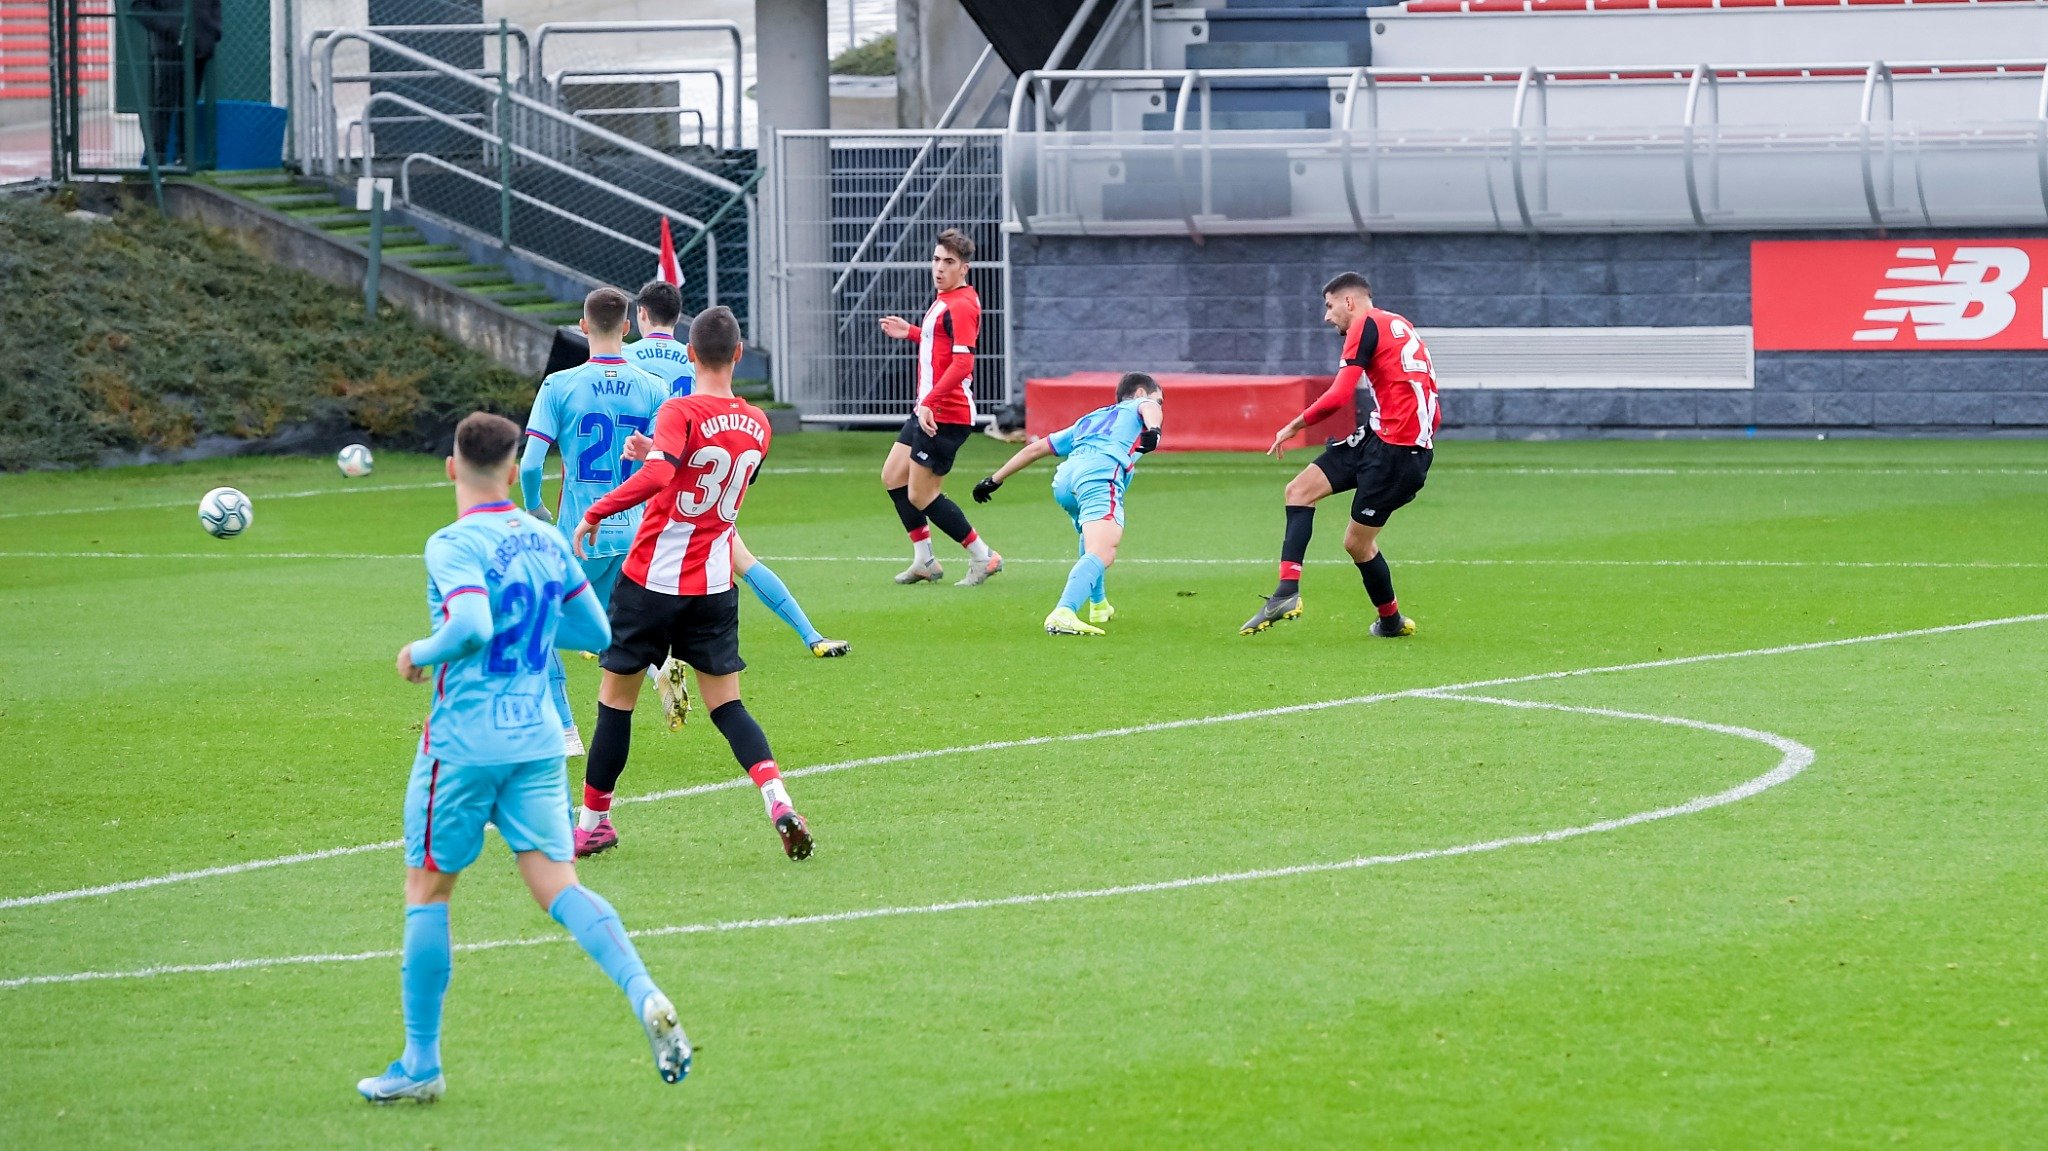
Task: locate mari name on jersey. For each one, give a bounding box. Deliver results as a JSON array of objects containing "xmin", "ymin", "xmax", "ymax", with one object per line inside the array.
[
  {"xmin": 525, "ymin": 355, "xmax": 669, "ymax": 555},
  {"xmin": 584, "ymin": 392, "xmax": 773, "ymax": 596},
  {"xmin": 420, "ymin": 504, "xmax": 593, "ymax": 765}
]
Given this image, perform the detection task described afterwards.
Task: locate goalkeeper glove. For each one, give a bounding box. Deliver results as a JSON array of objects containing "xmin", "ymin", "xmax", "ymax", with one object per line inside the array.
[
  {"xmin": 971, "ymin": 476, "xmax": 1002, "ymax": 504},
  {"xmin": 526, "ymin": 505, "xmax": 554, "ymax": 524},
  {"xmin": 1136, "ymin": 427, "xmax": 1161, "ymax": 454}
]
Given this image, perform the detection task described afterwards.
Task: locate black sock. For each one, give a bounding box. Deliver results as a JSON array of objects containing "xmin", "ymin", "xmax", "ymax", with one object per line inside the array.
[
  {"xmin": 922, "ymin": 494, "xmax": 975, "ymax": 546},
  {"xmin": 710, "ymin": 700, "xmax": 774, "ymax": 772},
  {"xmin": 1274, "ymin": 505, "xmax": 1315, "ymax": 596},
  {"xmin": 1357, "ymin": 552, "xmax": 1398, "ymax": 617},
  {"xmin": 888, "ymin": 486, "xmax": 927, "ymax": 533},
  {"xmin": 584, "ymin": 702, "xmax": 634, "ymax": 794}
]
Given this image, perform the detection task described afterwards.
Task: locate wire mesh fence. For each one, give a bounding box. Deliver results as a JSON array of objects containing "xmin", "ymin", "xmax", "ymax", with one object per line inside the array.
[
  {"xmin": 292, "ymin": 16, "xmax": 755, "ymax": 328},
  {"xmin": 767, "ymin": 130, "xmax": 1008, "ymax": 424},
  {"xmin": 56, "ymin": 0, "xmax": 283, "ymax": 176}
]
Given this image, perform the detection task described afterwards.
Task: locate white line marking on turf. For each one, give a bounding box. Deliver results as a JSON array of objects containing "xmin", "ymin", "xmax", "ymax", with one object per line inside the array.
[
  {"xmin": 3, "ymin": 611, "xmax": 2039, "ymax": 920},
  {"xmin": 3, "ymin": 551, "xmax": 2044, "ymax": 571},
  {"xmin": 0, "ymin": 694, "xmax": 1816, "ymax": 990},
  {"xmin": 0, "ymin": 471, "xmax": 567, "ymax": 521}
]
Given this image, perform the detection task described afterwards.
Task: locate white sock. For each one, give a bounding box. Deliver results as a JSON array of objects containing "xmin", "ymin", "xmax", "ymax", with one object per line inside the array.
[
  {"xmin": 758, "ymin": 777, "xmax": 791, "ymax": 815},
  {"xmin": 578, "ymin": 806, "xmax": 607, "ymax": 832},
  {"xmin": 966, "ymin": 536, "xmax": 992, "ymax": 562},
  {"xmin": 645, "ymin": 663, "xmax": 663, "ymax": 687},
  {"xmin": 913, "ymin": 536, "xmax": 936, "ymax": 565}
]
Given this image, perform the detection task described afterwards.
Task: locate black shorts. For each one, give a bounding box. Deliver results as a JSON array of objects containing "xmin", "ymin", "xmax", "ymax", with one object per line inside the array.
[
  {"xmin": 600, "ymin": 580, "xmax": 745, "ymax": 677},
  {"xmin": 896, "ymin": 418, "xmax": 975, "ymax": 477},
  {"xmin": 1312, "ymin": 431, "xmax": 1432, "ymax": 527}
]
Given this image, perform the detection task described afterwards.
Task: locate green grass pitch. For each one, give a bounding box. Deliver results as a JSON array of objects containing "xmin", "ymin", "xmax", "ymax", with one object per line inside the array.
[{"xmin": 2, "ymin": 433, "xmax": 2045, "ymax": 1148}]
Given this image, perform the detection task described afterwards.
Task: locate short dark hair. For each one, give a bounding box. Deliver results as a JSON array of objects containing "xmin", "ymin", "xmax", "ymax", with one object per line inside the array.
[
  {"xmin": 636, "ymin": 279, "xmax": 683, "ymax": 327},
  {"xmin": 1116, "ymin": 371, "xmax": 1159, "ymax": 401},
  {"xmin": 689, "ymin": 305, "xmax": 742, "ymax": 368},
  {"xmin": 1322, "ymin": 271, "xmax": 1372, "ymax": 298},
  {"xmin": 584, "ymin": 286, "xmax": 632, "ymax": 336},
  {"xmin": 935, "ymin": 228, "xmax": 974, "ymax": 262},
  {"xmin": 454, "ymin": 411, "xmax": 521, "ymax": 469}
]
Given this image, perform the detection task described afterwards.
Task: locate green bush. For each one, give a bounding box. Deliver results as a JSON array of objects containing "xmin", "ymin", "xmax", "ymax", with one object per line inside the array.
[
  {"xmin": 831, "ymin": 33, "xmax": 896, "ymax": 77},
  {"xmin": 0, "ymin": 194, "xmax": 531, "ymax": 470}
]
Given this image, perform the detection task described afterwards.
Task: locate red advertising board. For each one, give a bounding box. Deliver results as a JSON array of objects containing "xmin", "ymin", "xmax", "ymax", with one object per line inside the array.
[{"xmin": 1751, "ymin": 239, "xmax": 2048, "ymax": 351}]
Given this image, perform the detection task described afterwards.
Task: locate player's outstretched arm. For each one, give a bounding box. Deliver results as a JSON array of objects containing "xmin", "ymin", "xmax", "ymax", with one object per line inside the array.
[
  {"xmin": 555, "ymin": 581, "xmax": 613, "ymax": 653},
  {"xmin": 878, "ymin": 315, "xmax": 917, "ymax": 340},
  {"xmin": 974, "ymin": 437, "xmax": 1056, "ymax": 502}
]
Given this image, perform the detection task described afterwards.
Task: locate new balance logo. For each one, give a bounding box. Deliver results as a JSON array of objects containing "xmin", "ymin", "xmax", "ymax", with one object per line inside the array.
[{"xmin": 1853, "ymin": 246, "xmax": 2030, "ymax": 343}]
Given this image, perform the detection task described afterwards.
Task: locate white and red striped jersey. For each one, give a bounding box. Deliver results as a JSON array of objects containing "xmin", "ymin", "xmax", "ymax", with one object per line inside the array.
[
  {"xmin": 1300, "ymin": 306, "xmax": 1442, "ymax": 449},
  {"xmin": 909, "ymin": 283, "xmax": 980, "ymax": 426},
  {"xmin": 586, "ymin": 392, "xmax": 772, "ymax": 596}
]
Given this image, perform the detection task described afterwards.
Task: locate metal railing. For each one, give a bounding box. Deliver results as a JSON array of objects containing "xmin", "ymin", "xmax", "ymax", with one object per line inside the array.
[
  {"xmin": 1007, "ymin": 60, "xmax": 2048, "ymax": 235},
  {"xmin": 765, "ymin": 130, "xmax": 1010, "ymax": 424},
  {"xmin": 297, "ymin": 25, "xmax": 751, "ymax": 321},
  {"xmin": 530, "ymin": 21, "xmax": 745, "ymax": 150},
  {"xmin": 366, "ymin": 91, "xmax": 722, "ymax": 306}
]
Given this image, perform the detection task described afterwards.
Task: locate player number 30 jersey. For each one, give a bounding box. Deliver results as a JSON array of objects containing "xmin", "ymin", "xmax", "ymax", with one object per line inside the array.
[{"xmin": 619, "ymin": 393, "xmax": 773, "ymax": 596}]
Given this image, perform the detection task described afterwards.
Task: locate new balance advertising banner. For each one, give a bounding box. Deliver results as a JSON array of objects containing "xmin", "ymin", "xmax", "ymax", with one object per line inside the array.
[{"xmin": 1752, "ymin": 240, "xmax": 2048, "ymax": 351}]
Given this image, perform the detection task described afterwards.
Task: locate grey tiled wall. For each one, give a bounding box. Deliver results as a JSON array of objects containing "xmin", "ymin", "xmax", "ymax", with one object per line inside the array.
[{"xmin": 1007, "ymin": 232, "xmax": 2048, "ymax": 435}]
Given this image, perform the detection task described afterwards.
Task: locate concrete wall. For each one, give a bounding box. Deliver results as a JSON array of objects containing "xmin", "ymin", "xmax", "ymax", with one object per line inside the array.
[{"xmin": 1008, "ymin": 231, "xmax": 2048, "ymax": 436}]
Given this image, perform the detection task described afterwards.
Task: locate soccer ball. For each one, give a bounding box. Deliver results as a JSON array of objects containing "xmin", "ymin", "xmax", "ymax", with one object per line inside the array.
[
  {"xmin": 337, "ymin": 443, "xmax": 374, "ymax": 477},
  {"xmin": 197, "ymin": 487, "xmax": 253, "ymax": 539}
]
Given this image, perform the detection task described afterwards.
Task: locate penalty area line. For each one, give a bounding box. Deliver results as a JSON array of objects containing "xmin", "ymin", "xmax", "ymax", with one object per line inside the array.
[
  {"xmin": 2, "ymin": 610, "xmax": 2040, "ymax": 920},
  {"xmin": 0, "ymin": 692, "xmax": 1818, "ymax": 990}
]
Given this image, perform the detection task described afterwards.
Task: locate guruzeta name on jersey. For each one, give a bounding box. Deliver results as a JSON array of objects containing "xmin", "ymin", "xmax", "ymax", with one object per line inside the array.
[{"xmin": 697, "ymin": 412, "xmax": 766, "ymax": 440}]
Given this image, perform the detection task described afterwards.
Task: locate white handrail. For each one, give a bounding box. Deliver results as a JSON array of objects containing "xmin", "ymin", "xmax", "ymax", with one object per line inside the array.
[
  {"xmin": 1007, "ymin": 59, "xmax": 2048, "ymax": 236},
  {"xmin": 531, "ymin": 21, "xmax": 744, "ymax": 150}
]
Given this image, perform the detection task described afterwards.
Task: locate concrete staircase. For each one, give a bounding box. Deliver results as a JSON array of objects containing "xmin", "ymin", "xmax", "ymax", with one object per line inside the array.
[{"xmin": 200, "ymin": 170, "xmax": 585, "ymax": 328}]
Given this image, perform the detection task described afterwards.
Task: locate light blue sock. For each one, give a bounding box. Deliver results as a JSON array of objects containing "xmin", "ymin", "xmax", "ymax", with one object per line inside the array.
[
  {"xmin": 547, "ymin": 650, "xmax": 574, "ymax": 731},
  {"xmin": 1059, "ymin": 553, "xmax": 1106, "ymax": 613},
  {"xmin": 741, "ymin": 562, "xmax": 824, "ymax": 648},
  {"xmin": 400, "ymin": 903, "xmax": 451, "ymax": 1077},
  {"xmin": 1091, "ymin": 566, "xmax": 1108, "ymax": 605},
  {"xmin": 550, "ymin": 885, "xmax": 659, "ymax": 1017}
]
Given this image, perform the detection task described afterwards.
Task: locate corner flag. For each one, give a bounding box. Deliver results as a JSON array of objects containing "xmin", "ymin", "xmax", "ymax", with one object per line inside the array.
[{"xmin": 657, "ymin": 218, "xmax": 684, "ymax": 286}]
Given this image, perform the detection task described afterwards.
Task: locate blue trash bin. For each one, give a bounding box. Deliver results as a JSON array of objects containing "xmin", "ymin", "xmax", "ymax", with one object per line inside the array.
[{"xmin": 165, "ymin": 100, "xmax": 288, "ymax": 170}]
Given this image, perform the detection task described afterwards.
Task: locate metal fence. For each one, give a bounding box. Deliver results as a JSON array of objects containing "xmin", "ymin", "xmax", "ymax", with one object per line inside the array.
[
  {"xmin": 54, "ymin": 0, "xmax": 278, "ymax": 178},
  {"xmin": 296, "ymin": 23, "xmax": 756, "ymax": 327},
  {"xmin": 1007, "ymin": 61, "xmax": 2048, "ymax": 236},
  {"xmin": 764, "ymin": 129, "xmax": 1009, "ymax": 425}
]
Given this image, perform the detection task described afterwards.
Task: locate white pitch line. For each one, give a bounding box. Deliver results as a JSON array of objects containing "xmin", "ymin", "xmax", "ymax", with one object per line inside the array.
[
  {"xmin": 0, "ymin": 693, "xmax": 1816, "ymax": 990},
  {"xmin": 3, "ymin": 610, "xmax": 2038, "ymax": 917},
  {"xmin": 0, "ymin": 477, "xmax": 456, "ymax": 520},
  {"xmin": 1, "ymin": 551, "xmax": 2042, "ymax": 571}
]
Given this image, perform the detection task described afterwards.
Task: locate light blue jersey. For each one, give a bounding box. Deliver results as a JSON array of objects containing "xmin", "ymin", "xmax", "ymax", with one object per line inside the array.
[
  {"xmin": 1048, "ymin": 399, "xmax": 1153, "ymax": 526},
  {"xmin": 1047, "ymin": 398, "xmax": 1152, "ymax": 475},
  {"xmin": 419, "ymin": 502, "xmax": 592, "ymax": 768},
  {"xmin": 525, "ymin": 355, "xmax": 669, "ymax": 557},
  {"xmin": 626, "ymin": 331, "xmax": 695, "ymax": 396}
]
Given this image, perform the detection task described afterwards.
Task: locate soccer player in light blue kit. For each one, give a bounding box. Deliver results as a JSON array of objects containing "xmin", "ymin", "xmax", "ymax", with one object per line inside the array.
[
  {"xmin": 520, "ymin": 288, "xmax": 670, "ymax": 751},
  {"xmin": 972, "ymin": 372, "xmax": 1164, "ymax": 636},
  {"xmin": 620, "ymin": 278, "xmax": 851, "ymax": 661},
  {"xmin": 358, "ymin": 412, "xmax": 689, "ymax": 1104}
]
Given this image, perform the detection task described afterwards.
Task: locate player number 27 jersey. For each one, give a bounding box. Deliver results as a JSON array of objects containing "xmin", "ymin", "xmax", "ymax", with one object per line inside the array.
[{"xmin": 623, "ymin": 393, "xmax": 773, "ymax": 596}]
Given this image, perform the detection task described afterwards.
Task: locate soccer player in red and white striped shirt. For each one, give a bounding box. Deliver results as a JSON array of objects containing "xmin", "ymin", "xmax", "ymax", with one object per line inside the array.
[
  {"xmin": 569, "ymin": 307, "xmax": 813, "ymax": 862},
  {"xmin": 876, "ymin": 227, "xmax": 1004, "ymax": 587},
  {"xmin": 1241, "ymin": 272, "xmax": 1440, "ymax": 637}
]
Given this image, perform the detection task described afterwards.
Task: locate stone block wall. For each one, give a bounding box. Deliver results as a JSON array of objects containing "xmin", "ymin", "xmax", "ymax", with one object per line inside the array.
[{"xmin": 1006, "ymin": 231, "xmax": 2048, "ymax": 436}]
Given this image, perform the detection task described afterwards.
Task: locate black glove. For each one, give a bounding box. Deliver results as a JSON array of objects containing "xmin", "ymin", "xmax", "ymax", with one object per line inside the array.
[
  {"xmin": 1136, "ymin": 427, "xmax": 1161, "ymax": 455},
  {"xmin": 972, "ymin": 476, "xmax": 1002, "ymax": 504}
]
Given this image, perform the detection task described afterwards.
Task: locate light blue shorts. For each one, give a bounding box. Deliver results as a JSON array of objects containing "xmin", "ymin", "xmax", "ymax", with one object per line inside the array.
[
  {"xmin": 1053, "ymin": 462, "xmax": 1127, "ymax": 528},
  {"xmin": 580, "ymin": 552, "xmax": 628, "ymax": 609},
  {"xmin": 404, "ymin": 752, "xmax": 573, "ymax": 872}
]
